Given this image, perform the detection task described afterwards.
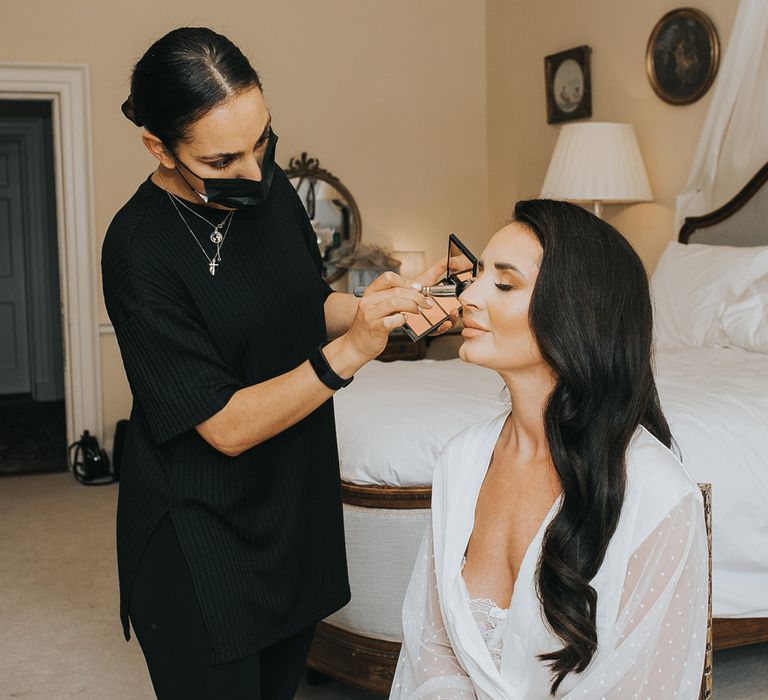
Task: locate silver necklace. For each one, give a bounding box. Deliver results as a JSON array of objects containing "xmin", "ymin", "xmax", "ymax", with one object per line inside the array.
[
  {"xmin": 166, "ymin": 192, "xmax": 235, "ymax": 276},
  {"xmin": 168, "ymin": 191, "xmax": 233, "ymax": 243}
]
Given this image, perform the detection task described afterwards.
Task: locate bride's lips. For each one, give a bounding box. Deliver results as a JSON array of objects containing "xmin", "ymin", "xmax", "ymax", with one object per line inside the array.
[{"xmin": 461, "ymin": 317, "xmax": 489, "ymax": 338}]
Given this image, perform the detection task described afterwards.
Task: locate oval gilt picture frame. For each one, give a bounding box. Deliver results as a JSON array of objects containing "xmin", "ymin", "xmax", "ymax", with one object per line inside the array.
[{"xmin": 646, "ymin": 8, "xmax": 720, "ymax": 106}]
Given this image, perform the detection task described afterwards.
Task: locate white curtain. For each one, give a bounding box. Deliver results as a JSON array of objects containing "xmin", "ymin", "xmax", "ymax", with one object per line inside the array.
[{"xmin": 675, "ymin": 0, "xmax": 768, "ymax": 232}]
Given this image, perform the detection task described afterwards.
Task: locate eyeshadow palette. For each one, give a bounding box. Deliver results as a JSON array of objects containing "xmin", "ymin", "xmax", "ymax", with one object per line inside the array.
[{"xmin": 402, "ymin": 233, "xmax": 477, "ymax": 342}]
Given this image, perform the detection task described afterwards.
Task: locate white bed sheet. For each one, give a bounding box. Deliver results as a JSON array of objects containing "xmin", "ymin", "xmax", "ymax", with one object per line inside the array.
[
  {"xmin": 655, "ymin": 347, "xmax": 768, "ymax": 618},
  {"xmin": 334, "ymin": 349, "xmax": 768, "ymax": 618}
]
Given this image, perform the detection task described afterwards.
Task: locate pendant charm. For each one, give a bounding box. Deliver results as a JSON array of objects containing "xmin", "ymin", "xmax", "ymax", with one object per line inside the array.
[
  {"xmin": 210, "ymin": 230, "xmax": 223, "ymax": 244},
  {"xmin": 209, "ymin": 259, "xmax": 218, "ymax": 276}
]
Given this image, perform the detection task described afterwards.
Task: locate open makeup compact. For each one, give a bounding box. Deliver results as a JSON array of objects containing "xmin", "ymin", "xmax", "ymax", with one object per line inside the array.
[{"xmin": 401, "ymin": 234, "xmax": 478, "ymax": 341}]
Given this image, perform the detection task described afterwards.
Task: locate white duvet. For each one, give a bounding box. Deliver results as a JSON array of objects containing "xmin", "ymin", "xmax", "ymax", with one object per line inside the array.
[{"xmin": 333, "ymin": 347, "xmax": 768, "ymax": 618}]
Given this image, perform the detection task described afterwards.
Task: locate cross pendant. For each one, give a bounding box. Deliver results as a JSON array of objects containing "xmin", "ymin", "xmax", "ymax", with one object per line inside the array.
[{"xmin": 209, "ymin": 259, "xmax": 218, "ymax": 276}]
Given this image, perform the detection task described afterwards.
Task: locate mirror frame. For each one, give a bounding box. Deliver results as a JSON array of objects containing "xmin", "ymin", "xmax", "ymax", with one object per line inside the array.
[{"xmin": 285, "ymin": 152, "xmax": 362, "ymax": 283}]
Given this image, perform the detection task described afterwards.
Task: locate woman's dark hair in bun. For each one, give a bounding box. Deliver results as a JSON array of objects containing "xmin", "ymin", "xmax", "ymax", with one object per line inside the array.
[
  {"xmin": 121, "ymin": 95, "xmax": 142, "ymax": 127},
  {"xmin": 123, "ymin": 27, "xmax": 262, "ymax": 150}
]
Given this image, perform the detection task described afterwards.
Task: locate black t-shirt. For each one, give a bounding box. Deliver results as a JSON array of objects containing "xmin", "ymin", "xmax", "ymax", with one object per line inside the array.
[{"xmin": 101, "ymin": 167, "xmax": 350, "ymax": 664}]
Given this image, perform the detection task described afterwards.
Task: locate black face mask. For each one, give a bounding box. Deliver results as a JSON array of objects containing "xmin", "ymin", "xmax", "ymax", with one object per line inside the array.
[{"xmin": 172, "ymin": 129, "xmax": 278, "ymax": 209}]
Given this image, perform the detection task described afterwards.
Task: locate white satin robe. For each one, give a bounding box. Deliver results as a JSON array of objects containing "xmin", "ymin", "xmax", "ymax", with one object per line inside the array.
[{"xmin": 391, "ymin": 412, "xmax": 708, "ymax": 700}]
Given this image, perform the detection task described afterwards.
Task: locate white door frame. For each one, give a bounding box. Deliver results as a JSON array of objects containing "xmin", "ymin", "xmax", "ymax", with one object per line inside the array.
[{"xmin": 0, "ymin": 63, "xmax": 101, "ymax": 449}]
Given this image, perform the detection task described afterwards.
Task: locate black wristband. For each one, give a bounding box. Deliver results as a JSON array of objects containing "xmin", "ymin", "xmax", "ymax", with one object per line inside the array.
[{"xmin": 308, "ymin": 343, "xmax": 354, "ymax": 391}]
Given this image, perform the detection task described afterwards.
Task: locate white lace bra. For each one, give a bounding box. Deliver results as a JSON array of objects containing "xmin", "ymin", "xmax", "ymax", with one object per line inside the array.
[{"xmin": 460, "ymin": 557, "xmax": 509, "ymax": 671}]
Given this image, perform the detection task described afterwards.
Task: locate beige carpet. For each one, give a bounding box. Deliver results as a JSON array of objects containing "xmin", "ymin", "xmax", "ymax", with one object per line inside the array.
[
  {"xmin": 0, "ymin": 474, "xmax": 150, "ymax": 699},
  {"xmin": 0, "ymin": 473, "xmax": 765, "ymax": 699}
]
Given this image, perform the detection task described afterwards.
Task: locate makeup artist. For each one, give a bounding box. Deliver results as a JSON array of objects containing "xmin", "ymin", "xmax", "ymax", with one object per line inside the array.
[{"xmin": 101, "ymin": 27, "xmax": 446, "ymax": 700}]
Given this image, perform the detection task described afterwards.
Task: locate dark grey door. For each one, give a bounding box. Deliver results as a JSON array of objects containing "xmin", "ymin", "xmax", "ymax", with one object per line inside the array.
[
  {"xmin": 0, "ymin": 139, "xmax": 31, "ymax": 395},
  {"xmin": 0, "ymin": 101, "xmax": 63, "ymax": 400}
]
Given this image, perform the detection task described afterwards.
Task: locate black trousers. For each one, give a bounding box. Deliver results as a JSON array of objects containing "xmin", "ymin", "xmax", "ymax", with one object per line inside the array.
[{"xmin": 129, "ymin": 513, "xmax": 315, "ymax": 700}]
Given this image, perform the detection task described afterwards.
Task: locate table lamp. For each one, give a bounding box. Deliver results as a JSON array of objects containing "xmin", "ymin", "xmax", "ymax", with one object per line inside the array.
[{"xmin": 540, "ymin": 122, "xmax": 652, "ymax": 218}]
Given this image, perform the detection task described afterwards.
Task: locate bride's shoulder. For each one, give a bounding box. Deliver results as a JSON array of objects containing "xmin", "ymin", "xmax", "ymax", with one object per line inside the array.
[
  {"xmin": 445, "ymin": 411, "xmax": 507, "ymax": 453},
  {"xmin": 433, "ymin": 411, "xmax": 508, "ymax": 483},
  {"xmin": 624, "ymin": 426, "xmax": 701, "ymax": 515}
]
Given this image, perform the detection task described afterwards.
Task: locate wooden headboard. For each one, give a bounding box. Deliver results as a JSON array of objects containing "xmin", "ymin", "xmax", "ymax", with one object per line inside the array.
[{"xmin": 679, "ymin": 161, "xmax": 768, "ymax": 246}]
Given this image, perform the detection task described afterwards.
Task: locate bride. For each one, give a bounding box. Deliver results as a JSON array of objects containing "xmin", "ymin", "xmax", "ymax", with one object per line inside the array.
[{"xmin": 391, "ymin": 199, "xmax": 708, "ymax": 699}]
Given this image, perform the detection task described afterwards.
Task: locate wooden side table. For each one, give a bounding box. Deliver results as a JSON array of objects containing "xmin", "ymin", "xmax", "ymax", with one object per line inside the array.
[{"xmin": 376, "ymin": 330, "xmax": 427, "ymax": 362}]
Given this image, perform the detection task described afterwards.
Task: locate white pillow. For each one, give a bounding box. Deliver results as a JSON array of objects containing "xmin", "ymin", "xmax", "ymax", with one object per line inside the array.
[
  {"xmin": 722, "ymin": 274, "xmax": 768, "ymax": 353},
  {"xmin": 651, "ymin": 242, "xmax": 768, "ymax": 348}
]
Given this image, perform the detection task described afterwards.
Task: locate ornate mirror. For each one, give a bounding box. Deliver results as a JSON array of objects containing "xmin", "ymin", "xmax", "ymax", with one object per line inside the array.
[{"xmin": 285, "ymin": 152, "xmax": 362, "ymax": 283}]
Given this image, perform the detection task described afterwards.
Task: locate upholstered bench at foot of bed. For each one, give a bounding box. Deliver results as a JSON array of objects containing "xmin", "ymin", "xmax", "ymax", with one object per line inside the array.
[{"xmin": 306, "ymin": 503, "xmax": 430, "ymax": 693}]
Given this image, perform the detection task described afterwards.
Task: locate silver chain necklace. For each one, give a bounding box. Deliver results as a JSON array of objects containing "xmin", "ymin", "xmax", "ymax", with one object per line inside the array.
[{"xmin": 166, "ymin": 191, "xmax": 235, "ymax": 276}]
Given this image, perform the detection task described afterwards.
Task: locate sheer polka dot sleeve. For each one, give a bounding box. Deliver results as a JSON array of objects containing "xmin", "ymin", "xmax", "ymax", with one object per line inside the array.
[
  {"xmin": 561, "ymin": 491, "xmax": 708, "ymax": 699},
  {"xmin": 390, "ymin": 523, "xmax": 477, "ymax": 699}
]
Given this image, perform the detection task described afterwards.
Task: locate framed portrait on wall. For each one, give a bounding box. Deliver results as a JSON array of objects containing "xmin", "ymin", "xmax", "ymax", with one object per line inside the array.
[
  {"xmin": 544, "ymin": 45, "xmax": 592, "ymax": 124},
  {"xmin": 646, "ymin": 8, "xmax": 720, "ymax": 105}
]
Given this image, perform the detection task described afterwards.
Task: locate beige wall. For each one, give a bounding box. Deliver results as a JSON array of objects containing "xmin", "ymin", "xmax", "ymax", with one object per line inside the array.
[
  {"xmin": 0, "ymin": 0, "xmax": 488, "ymax": 441},
  {"xmin": 486, "ymin": 0, "xmax": 739, "ymax": 272}
]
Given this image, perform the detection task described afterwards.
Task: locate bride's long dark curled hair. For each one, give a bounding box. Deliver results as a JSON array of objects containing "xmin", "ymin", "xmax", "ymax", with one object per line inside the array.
[{"xmin": 514, "ymin": 199, "xmax": 673, "ymax": 695}]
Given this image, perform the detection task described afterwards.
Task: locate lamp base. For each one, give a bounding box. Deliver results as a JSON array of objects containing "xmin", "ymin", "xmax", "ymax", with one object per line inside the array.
[{"xmin": 593, "ymin": 200, "xmax": 603, "ymax": 218}]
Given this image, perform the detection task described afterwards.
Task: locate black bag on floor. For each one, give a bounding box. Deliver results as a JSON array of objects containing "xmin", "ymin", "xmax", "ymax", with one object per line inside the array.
[{"xmin": 68, "ymin": 430, "xmax": 114, "ymax": 485}]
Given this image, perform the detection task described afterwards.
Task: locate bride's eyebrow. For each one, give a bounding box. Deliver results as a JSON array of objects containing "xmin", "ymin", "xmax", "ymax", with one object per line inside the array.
[{"xmin": 477, "ymin": 259, "xmax": 526, "ymax": 278}]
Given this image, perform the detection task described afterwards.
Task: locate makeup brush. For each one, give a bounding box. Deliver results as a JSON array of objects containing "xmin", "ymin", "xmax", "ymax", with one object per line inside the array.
[{"xmin": 353, "ymin": 281, "xmax": 471, "ymax": 298}]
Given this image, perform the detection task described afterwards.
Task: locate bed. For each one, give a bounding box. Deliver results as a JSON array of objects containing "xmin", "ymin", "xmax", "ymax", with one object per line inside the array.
[{"xmin": 306, "ymin": 163, "xmax": 768, "ymax": 693}]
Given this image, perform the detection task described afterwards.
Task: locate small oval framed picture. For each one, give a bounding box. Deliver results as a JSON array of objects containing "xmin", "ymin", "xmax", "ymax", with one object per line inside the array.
[
  {"xmin": 646, "ymin": 8, "xmax": 720, "ymax": 105},
  {"xmin": 545, "ymin": 45, "xmax": 592, "ymax": 124}
]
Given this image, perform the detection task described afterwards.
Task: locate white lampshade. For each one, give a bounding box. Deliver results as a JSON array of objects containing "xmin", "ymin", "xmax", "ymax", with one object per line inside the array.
[
  {"xmin": 541, "ymin": 122, "xmax": 652, "ymax": 216},
  {"xmin": 392, "ymin": 250, "xmax": 427, "ymax": 280}
]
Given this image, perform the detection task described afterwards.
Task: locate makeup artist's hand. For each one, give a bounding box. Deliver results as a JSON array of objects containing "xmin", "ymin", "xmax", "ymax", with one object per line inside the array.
[
  {"xmin": 412, "ymin": 257, "xmax": 447, "ymax": 287},
  {"xmin": 413, "ymin": 254, "xmax": 473, "ymax": 286},
  {"xmin": 343, "ymin": 271, "xmax": 433, "ymax": 360}
]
